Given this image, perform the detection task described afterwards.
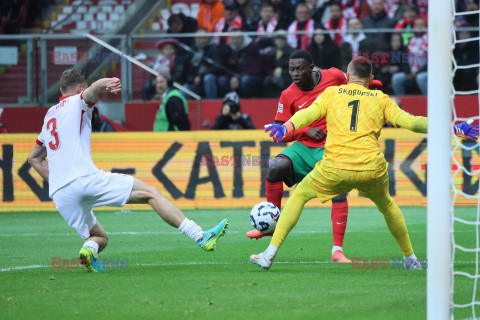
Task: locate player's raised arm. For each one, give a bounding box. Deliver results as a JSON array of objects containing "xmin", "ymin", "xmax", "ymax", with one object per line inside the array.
[
  {"xmin": 28, "ymin": 143, "xmax": 49, "ymax": 181},
  {"xmin": 82, "ymin": 78, "xmax": 121, "ymax": 105}
]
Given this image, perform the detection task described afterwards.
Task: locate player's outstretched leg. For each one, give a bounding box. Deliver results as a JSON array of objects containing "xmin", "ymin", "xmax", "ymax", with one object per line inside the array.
[
  {"xmin": 79, "ymin": 221, "xmax": 107, "ymax": 272},
  {"xmin": 128, "ymin": 178, "xmax": 228, "ymax": 251},
  {"xmin": 250, "ymin": 173, "xmax": 314, "ymax": 270},
  {"xmin": 247, "ymin": 157, "xmax": 289, "ymax": 239},
  {"xmin": 330, "ymin": 193, "xmax": 351, "ymax": 263},
  {"xmin": 371, "ymin": 194, "xmax": 422, "ymax": 270}
]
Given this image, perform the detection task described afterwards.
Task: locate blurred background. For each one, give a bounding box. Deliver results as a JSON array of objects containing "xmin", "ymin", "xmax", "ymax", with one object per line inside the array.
[{"xmin": 0, "ymin": 0, "xmax": 477, "ymax": 133}]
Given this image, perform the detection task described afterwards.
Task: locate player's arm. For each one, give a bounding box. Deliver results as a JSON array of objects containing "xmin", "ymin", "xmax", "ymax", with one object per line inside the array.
[
  {"xmin": 394, "ymin": 112, "xmax": 427, "ymax": 133},
  {"xmin": 384, "ymin": 97, "xmax": 427, "ymax": 133},
  {"xmin": 266, "ymin": 91, "xmax": 328, "ymax": 142},
  {"xmin": 82, "ymin": 78, "xmax": 121, "ymax": 105},
  {"xmin": 28, "ymin": 143, "xmax": 49, "ymax": 181}
]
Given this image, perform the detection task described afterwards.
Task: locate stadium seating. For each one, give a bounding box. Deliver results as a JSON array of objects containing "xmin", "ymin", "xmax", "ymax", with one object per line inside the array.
[{"xmin": 52, "ymin": 0, "xmax": 133, "ymax": 33}]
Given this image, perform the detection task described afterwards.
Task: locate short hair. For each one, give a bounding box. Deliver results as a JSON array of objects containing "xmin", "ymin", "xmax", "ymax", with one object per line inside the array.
[
  {"xmin": 296, "ymin": 3, "xmax": 308, "ymax": 10},
  {"xmin": 289, "ymin": 50, "xmax": 313, "ymax": 65},
  {"xmin": 156, "ymin": 73, "xmax": 171, "ymax": 86},
  {"xmin": 349, "ymin": 57, "xmax": 372, "ymax": 78},
  {"xmin": 403, "ymin": 3, "xmax": 417, "ymax": 13},
  {"xmin": 60, "ymin": 68, "xmax": 87, "ymax": 92},
  {"xmin": 330, "ymin": 1, "xmax": 342, "ymax": 9},
  {"xmin": 261, "ymin": 1, "xmax": 274, "ymax": 10},
  {"xmin": 167, "ymin": 14, "xmax": 182, "ymax": 26}
]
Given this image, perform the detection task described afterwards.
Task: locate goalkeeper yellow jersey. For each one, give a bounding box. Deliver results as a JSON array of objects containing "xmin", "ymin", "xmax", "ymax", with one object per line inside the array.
[{"xmin": 290, "ymin": 83, "xmax": 404, "ymax": 171}]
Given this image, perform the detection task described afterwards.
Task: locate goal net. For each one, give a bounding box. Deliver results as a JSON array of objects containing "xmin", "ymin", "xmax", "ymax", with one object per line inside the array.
[{"xmin": 450, "ymin": 1, "xmax": 480, "ymax": 319}]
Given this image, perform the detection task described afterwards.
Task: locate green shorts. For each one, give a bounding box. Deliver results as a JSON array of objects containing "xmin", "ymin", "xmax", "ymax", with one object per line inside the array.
[{"xmin": 278, "ymin": 141, "xmax": 325, "ymax": 186}]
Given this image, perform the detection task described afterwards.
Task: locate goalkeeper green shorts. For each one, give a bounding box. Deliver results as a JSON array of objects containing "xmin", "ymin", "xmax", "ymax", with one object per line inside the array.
[{"xmin": 277, "ymin": 141, "xmax": 325, "ymax": 186}]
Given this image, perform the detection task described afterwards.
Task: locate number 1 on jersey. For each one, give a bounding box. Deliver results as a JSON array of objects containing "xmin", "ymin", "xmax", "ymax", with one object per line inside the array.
[{"xmin": 348, "ymin": 100, "xmax": 359, "ymax": 132}]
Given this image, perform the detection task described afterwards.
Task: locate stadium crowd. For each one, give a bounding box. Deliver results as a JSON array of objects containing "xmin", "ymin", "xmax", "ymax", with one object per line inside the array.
[{"xmin": 145, "ymin": 0, "xmax": 478, "ymax": 99}]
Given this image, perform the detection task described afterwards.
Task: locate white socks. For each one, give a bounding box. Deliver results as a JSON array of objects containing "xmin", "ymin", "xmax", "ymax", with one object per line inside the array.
[
  {"xmin": 265, "ymin": 244, "xmax": 278, "ymax": 259},
  {"xmin": 178, "ymin": 218, "xmax": 204, "ymax": 243},
  {"xmin": 83, "ymin": 240, "xmax": 99, "ymax": 254},
  {"xmin": 404, "ymin": 253, "xmax": 418, "ymax": 261},
  {"xmin": 332, "ymin": 246, "xmax": 343, "ymax": 255}
]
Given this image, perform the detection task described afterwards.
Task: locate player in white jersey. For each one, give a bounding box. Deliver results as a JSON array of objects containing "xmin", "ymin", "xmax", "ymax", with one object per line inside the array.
[{"xmin": 27, "ymin": 69, "xmax": 229, "ymax": 272}]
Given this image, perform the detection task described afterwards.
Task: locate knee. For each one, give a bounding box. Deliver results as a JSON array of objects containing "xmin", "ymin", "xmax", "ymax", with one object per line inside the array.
[
  {"xmin": 204, "ymin": 73, "xmax": 215, "ymax": 83},
  {"xmin": 146, "ymin": 185, "xmax": 162, "ymax": 198},
  {"xmin": 266, "ymin": 157, "xmax": 290, "ymax": 182},
  {"xmin": 332, "ymin": 193, "xmax": 347, "ymax": 203},
  {"xmin": 416, "ymin": 72, "xmax": 427, "ymax": 84},
  {"xmin": 392, "ymin": 72, "xmax": 404, "ymax": 84}
]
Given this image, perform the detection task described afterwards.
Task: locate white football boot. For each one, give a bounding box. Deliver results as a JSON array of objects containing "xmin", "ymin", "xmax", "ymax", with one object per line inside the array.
[
  {"xmin": 403, "ymin": 258, "xmax": 423, "ymax": 270},
  {"xmin": 249, "ymin": 252, "xmax": 274, "ymax": 270}
]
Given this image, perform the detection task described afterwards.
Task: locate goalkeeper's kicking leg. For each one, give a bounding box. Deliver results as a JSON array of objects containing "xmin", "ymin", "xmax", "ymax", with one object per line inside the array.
[
  {"xmin": 248, "ymin": 153, "xmax": 350, "ymax": 262},
  {"xmin": 249, "ymin": 173, "xmax": 320, "ymax": 269}
]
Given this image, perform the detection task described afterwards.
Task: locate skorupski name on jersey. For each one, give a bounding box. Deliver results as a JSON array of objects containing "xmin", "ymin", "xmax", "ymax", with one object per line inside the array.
[{"xmin": 337, "ymin": 87, "xmax": 378, "ymax": 97}]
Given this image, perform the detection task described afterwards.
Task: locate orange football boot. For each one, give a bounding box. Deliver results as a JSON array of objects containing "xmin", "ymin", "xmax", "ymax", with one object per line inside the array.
[
  {"xmin": 246, "ymin": 229, "xmax": 274, "ymax": 239},
  {"xmin": 331, "ymin": 250, "xmax": 352, "ymax": 263}
]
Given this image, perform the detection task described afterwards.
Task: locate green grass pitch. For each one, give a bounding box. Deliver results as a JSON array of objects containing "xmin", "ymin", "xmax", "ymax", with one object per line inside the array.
[{"xmin": 0, "ymin": 207, "xmax": 476, "ymax": 319}]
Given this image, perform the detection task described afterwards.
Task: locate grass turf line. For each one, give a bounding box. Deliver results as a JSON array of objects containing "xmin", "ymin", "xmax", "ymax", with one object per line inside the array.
[{"xmin": 0, "ymin": 207, "xmax": 475, "ymax": 319}]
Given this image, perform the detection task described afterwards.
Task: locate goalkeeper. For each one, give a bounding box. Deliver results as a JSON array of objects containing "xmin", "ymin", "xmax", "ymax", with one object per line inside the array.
[{"xmin": 250, "ymin": 56, "xmax": 479, "ymax": 270}]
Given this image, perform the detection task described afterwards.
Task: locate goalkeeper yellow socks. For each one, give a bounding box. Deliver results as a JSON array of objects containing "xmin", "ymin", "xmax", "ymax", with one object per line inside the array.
[
  {"xmin": 372, "ymin": 195, "xmax": 414, "ymax": 256},
  {"xmin": 271, "ymin": 176, "xmax": 316, "ymax": 248}
]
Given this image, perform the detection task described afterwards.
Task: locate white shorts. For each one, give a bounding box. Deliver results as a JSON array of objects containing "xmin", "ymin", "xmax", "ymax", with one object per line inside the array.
[{"xmin": 52, "ymin": 170, "xmax": 134, "ymax": 239}]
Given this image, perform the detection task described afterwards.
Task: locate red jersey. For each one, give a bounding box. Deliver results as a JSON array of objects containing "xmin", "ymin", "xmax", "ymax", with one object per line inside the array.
[{"xmin": 275, "ymin": 67, "xmax": 347, "ymax": 148}]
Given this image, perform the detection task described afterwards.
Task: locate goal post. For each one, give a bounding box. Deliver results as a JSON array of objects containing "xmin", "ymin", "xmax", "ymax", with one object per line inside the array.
[{"xmin": 427, "ymin": 0, "xmax": 453, "ymax": 319}]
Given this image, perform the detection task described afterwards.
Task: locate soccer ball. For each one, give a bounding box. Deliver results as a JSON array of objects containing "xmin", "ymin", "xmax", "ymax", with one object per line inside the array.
[{"xmin": 250, "ymin": 202, "xmax": 280, "ymax": 233}]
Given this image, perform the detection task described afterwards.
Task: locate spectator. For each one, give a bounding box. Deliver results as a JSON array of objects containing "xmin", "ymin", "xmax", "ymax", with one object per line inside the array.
[
  {"xmin": 307, "ymin": 26, "xmax": 341, "ymax": 69},
  {"xmin": 262, "ymin": 30, "xmax": 294, "ymax": 97},
  {"xmin": 153, "ymin": 38, "xmax": 178, "ymax": 77},
  {"xmin": 304, "ymin": 0, "xmax": 328, "ymax": 23},
  {"xmin": 91, "ymin": 107, "xmax": 115, "ymax": 132},
  {"xmin": 391, "ymin": 17, "xmax": 428, "ymax": 95},
  {"xmin": 211, "ymin": 92, "xmax": 255, "ymax": 129},
  {"xmin": 270, "ymin": 0, "xmax": 295, "ymax": 30},
  {"xmin": 213, "ymin": 2, "xmax": 243, "ymax": 45},
  {"xmin": 340, "ymin": 17, "xmax": 374, "ymax": 71},
  {"xmin": 197, "ymin": 0, "xmax": 224, "ymax": 32},
  {"xmin": 235, "ymin": 0, "xmax": 256, "ymax": 31},
  {"xmin": 453, "ymin": 29, "xmax": 479, "ymax": 91},
  {"xmin": 218, "ymin": 29, "xmax": 263, "ymax": 97},
  {"xmin": 141, "ymin": 38, "xmax": 178, "ymax": 100},
  {"xmin": 153, "ymin": 74, "xmax": 191, "ymax": 131},
  {"xmin": 324, "ymin": 2, "xmax": 347, "ymax": 46},
  {"xmin": 257, "ymin": 2, "xmax": 278, "ymax": 38},
  {"xmin": 361, "ymin": 0, "xmax": 395, "ymax": 51},
  {"xmin": 377, "ymin": 33, "xmax": 409, "ymax": 94},
  {"xmin": 394, "ymin": 4, "xmax": 417, "ymax": 47},
  {"xmin": 167, "ymin": 13, "xmax": 198, "ymax": 46},
  {"xmin": 183, "ymin": 29, "xmax": 221, "ymax": 99},
  {"xmin": 455, "ymin": 0, "xmax": 479, "ymax": 27},
  {"xmin": 287, "ymin": 4, "xmax": 315, "ymax": 50}
]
